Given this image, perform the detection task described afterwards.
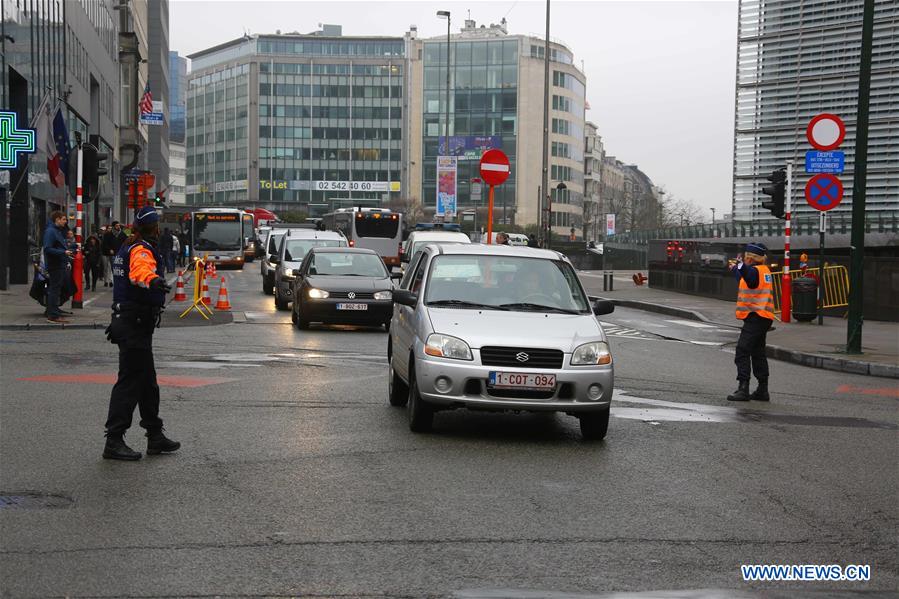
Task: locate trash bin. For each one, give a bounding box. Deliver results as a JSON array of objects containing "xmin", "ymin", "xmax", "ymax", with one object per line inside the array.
[{"xmin": 792, "ymin": 276, "xmax": 818, "ymax": 322}]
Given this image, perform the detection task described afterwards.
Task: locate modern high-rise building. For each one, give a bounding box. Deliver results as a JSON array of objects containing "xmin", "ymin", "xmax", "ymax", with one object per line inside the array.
[
  {"xmin": 407, "ymin": 19, "xmax": 588, "ymax": 237},
  {"xmin": 732, "ymin": 0, "xmax": 898, "ymax": 221},
  {"xmin": 146, "ymin": 0, "xmax": 169, "ymax": 196},
  {"xmin": 185, "ymin": 25, "xmax": 406, "ymax": 210},
  {"xmin": 169, "ymin": 51, "xmax": 188, "ymax": 143}
]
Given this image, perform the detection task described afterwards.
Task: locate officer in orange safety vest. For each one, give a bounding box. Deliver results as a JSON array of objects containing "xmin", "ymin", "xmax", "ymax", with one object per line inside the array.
[{"xmin": 727, "ymin": 242, "xmax": 774, "ymax": 402}]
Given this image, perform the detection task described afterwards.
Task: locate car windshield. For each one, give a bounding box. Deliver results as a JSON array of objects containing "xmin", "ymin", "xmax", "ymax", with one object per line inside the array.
[
  {"xmin": 424, "ymin": 254, "xmax": 590, "ymax": 313},
  {"xmin": 268, "ymin": 232, "xmax": 285, "ymax": 254},
  {"xmin": 284, "ymin": 239, "xmax": 345, "ymax": 262},
  {"xmin": 309, "ymin": 252, "xmax": 387, "ymax": 277}
]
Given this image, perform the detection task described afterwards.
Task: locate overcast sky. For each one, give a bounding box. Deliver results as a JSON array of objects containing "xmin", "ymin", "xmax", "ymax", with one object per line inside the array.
[{"xmin": 170, "ymin": 0, "xmax": 738, "ymax": 219}]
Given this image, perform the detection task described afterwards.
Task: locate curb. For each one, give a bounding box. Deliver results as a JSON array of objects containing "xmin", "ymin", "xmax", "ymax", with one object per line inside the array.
[
  {"xmin": 599, "ymin": 296, "xmax": 898, "ymax": 380},
  {"xmin": 0, "ymin": 322, "xmax": 105, "ymax": 331}
]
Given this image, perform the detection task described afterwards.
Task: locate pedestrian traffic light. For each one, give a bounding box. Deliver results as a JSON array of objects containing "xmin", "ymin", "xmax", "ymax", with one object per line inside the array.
[
  {"xmin": 761, "ymin": 168, "xmax": 786, "ymax": 219},
  {"xmin": 153, "ymin": 190, "xmax": 167, "ymax": 208}
]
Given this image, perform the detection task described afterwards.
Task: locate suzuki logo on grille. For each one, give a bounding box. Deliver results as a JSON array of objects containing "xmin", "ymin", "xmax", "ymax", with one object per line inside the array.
[
  {"xmin": 515, "ymin": 352, "xmax": 530, "ymax": 362},
  {"xmin": 347, "ymin": 292, "xmax": 356, "ymax": 299}
]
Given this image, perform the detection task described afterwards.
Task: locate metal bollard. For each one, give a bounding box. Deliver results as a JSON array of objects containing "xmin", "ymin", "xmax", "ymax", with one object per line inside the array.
[{"xmin": 603, "ymin": 271, "xmax": 614, "ymax": 292}]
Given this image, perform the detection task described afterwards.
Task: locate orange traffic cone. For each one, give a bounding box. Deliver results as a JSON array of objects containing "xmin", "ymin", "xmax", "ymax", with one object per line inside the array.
[
  {"xmin": 210, "ymin": 262, "xmax": 217, "ymax": 278},
  {"xmin": 214, "ymin": 277, "xmax": 232, "ymax": 310},
  {"xmin": 173, "ymin": 271, "xmax": 187, "ymax": 301},
  {"xmin": 201, "ymin": 277, "xmax": 211, "ymax": 305},
  {"xmin": 205, "ymin": 262, "xmax": 213, "ymax": 278}
]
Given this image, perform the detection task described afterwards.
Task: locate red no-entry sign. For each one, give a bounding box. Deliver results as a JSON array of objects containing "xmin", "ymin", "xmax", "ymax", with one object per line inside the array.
[
  {"xmin": 807, "ymin": 113, "xmax": 846, "ymax": 151},
  {"xmin": 479, "ymin": 149, "xmax": 510, "ymax": 187}
]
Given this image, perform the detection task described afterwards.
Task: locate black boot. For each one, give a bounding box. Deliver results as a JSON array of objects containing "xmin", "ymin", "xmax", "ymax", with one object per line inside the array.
[
  {"xmin": 727, "ymin": 381, "xmax": 751, "ymax": 402},
  {"xmin": 146, "ymin": 428, "xmax": 181, "ymax": 455},
  {"xmin": 103, "ymin": 433, "xmax": 142, "ymax": 461},
  {"xmin": 750, "ymin": 379, "xmax": 770, "ymax": 402}
]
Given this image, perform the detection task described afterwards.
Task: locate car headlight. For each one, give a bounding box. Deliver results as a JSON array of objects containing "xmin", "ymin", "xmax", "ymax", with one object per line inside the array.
[
  {"xmin": 374, "ymin": 290, "xmax": 392, "ymax": 301},
  {"xmin": 425, "ymin": 333, "xmax": 473, "ymax": 361},
  {"xmin": 307, "ymin": 288, "xmax": 329, "ymax": 299},
  {"xmin": 280, "ymin": 265, "xmax": 294, "ymax": 279},
  {"xmin": 571, "ymin": 341, "xmax": 612, "ymax": 366}
]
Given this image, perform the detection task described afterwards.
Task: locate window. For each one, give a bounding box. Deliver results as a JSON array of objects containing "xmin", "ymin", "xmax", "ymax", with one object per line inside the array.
[
  {"xmin": 551, "ymin": 141, "xmax": 570, "ymax": 158},
  {"xmin": 552, "ymin": 95, "xmax": 571, "ymax": 112},
  {"xmin": 552, "ymin": 118, "xmax": 570, "ymax": 135}
]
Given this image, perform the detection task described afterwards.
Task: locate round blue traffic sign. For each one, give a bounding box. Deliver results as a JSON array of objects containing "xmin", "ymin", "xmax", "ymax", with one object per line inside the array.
[{"xmin": 805, "ymin": 173, "xmax": 843, "ymax": 212}]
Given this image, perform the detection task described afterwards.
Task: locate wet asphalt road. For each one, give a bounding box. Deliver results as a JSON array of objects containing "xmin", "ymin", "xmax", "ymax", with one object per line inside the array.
[{"xmin": 1, "ymin": 266, "xmax": 897, "ymax": 598}]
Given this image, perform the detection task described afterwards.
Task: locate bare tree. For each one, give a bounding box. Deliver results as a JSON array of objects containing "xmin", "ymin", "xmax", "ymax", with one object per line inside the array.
[
  {"xmin": 660, "ymin": 194, "xmax": 703, "ymax": 227},
  {"xmin": 387, "ymin": 197, "xmax": 425, "ymax": 226}
]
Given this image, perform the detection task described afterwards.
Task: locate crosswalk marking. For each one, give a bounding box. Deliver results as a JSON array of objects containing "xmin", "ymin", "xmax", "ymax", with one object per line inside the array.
[{"xmin": 664, "ymin": 319, "xmax": 716, "ymax": 328}]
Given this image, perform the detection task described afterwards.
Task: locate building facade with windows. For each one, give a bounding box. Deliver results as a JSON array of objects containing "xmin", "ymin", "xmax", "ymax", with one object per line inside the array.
[
  {"xmin": 584, "ymin": 121, "xmax": 604, "ymax": 241},
  {"xmin": 146, "ymin": 0, "xmax": 169, "ymax": 196},
  {"xmin": 1, "ymin": 0, "xmax": 119, "ymax": 283},
  {"xmin": 169, "ymin": 50, "xmax": 187, "ymax": 143},
  {"xmin": 186, "ymin": 26, "xmax": 407, "ymax": 212},
  {"xmin": 407, "ymin": 19, "xmax": 587, "ymax": 237},
  {"xmin": 733, "ymin": 0, "xmax": 898, "ymax": 221}
]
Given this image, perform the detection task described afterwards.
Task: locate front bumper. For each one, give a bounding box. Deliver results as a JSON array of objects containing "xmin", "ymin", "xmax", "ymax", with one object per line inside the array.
[
  {"xmin": 414, "ymin": 351, "xmax": 613, "ymax": 413},
  {"xmin": 302, "ymin": 297, "xmax": 392, "ymax": 325},
  {"xmin": 278, "ymin": 278, "xmax": 295, "ymax": 298}
]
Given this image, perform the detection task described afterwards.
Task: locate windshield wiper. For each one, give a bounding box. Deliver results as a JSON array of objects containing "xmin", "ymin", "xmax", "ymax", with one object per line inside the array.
[
  {"xmin": 427, "ymin": 299, "xmax": 508, "ymax": 310},
  {"xmin": 498, "ymin": 302, "xmax": 580, "ymax": 314}
]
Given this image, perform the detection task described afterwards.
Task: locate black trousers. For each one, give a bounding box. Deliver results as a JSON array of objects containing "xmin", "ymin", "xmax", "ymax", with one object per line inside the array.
[
  {"xmin": 105, "ymin": 344, "xmax": 163, "ymax": 436},
  {"xmin": 45, "ymin": 268, "xmax": 65, "ymax": 317},
  {"xmin": 734, "ymin": 313, "xmax": 773, "ymax": 382}
]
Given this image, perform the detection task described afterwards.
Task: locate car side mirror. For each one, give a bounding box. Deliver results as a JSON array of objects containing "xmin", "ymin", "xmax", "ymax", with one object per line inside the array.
[
  {"xmin": 390, "ymin": 272, "xmax": 403, "ymax": 280},
  {"xmin": 401, "ymin": 253, "xmax": 409, "ymax": 263},
  {"xmin": 269, "ymin": 256, "xmax": 280, "ymax": 265},
  {"xmin": 393, "ymin": 289, "xmax": 418, "ymax": 307},
  {"xmin": 293, "ymin": 269, "xmax": 302, "ymax": 277},
  {"xmin": 592, "ymin": 299, "xmax": 615, "ymax": 316}
]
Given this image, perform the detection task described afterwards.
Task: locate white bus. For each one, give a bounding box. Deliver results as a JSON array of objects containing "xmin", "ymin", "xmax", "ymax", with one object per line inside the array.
[
  {"xmin": 321, "ymin": 207, "xmax": 404, "ymax": 268},
  {"xmin": 190, "ymin": 208, "xmax": 246, "ymax": 268}
]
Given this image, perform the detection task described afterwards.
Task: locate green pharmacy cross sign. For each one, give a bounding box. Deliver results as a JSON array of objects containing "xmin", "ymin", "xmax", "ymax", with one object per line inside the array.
[{"xmin": 0, "ymin": 110, "xmax": 37, "ymax": 169}]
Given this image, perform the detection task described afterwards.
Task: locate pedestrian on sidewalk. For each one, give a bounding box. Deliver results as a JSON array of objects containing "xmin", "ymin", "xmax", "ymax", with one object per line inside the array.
[
  {"xmin": 171, "ymin": 233, "xmax": 181, "ymax": 271},
  {"xmin": 83, "ymin": 233, "xmax": 103, "ymax": 292},
  {"xmin": 727, "ymin": 242, "xmax": 774, "ymax": 402},
  {"xmin": 42, "ymin": 211, "xmax": 74, "ymax": 323},
  {"xmin": 159, "ymin": 227, "xmax": 174, "ymax": 273},
  {"xmin": 102, "ymin": 206, "xmax": 179, "ymax": 461}
]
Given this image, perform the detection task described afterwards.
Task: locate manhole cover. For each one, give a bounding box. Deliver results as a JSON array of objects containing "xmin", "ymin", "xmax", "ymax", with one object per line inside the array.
[{"xmin": 0, "ymin": 492, "xmax": 74, "ymax": 510}]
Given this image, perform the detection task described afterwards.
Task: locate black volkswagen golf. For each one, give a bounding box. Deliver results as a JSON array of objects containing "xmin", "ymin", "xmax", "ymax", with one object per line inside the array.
[{"xmin": 291, "ymin": 247, "xmax": 397, "ymax": 330}]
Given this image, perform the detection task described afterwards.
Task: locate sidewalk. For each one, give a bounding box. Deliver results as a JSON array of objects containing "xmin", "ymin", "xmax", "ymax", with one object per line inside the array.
[
  {"xmin": 0, "ymin": 271, "xmax": 183, "ymax": 330},
  {"xmin": 580, "ymin": 270, "xmax": 899, "ymax": 379}
]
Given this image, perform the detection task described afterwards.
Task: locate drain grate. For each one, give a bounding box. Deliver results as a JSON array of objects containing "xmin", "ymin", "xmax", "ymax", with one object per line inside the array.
[{"xmin": 0, "ymin": 492, "xmax": 74, "ymax": 510}]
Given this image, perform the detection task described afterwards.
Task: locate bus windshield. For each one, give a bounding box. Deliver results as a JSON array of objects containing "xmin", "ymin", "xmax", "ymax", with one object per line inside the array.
[
  {"xmin": 355, "ymin": 215, "xmax": 399, "ymax": 238},
  {"xmin": 194, "ymin": 215, "xmax": 242, "ymax": 251}
]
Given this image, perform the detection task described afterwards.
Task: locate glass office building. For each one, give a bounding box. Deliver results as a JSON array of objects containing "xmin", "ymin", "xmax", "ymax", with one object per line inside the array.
[
  {"xmin": 733, "ymin": 0, "xmax": 899, "ymax": 221},
  {"xmin": 413, "ymin": 20, "xmax": 587, "ymax": 234},
  {"xmin": 186, "ymin": 28, "xmax": 406, "ymax": 212}
]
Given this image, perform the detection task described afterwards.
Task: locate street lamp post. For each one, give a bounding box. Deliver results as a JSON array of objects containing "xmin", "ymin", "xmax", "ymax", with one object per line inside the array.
[
  {"xmin": 710, "ymin": 207, "xmax": 716, "ymax": 224},
  {"xmin": 437, "ymin": 11, "xmax": 451, "ymax": 158}
]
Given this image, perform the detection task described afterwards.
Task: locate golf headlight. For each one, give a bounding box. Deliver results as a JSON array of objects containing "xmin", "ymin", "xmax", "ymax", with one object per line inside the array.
[
  {"xmin": 374, "ymin": 290, "xmax": 392, "ymax": 301},
  {"xmin": 425, "ymin": 334, "xmax": 472, "ymax": 360},
  {"xmin": 308, "ymin": 288, "xmax": 329, "ymax": 299},
  {"xmin": 571, "ymin": 341, "xmax": 612, "ymax": 366},
  {"xmin": 280, "ymin": 265, "xmax": 294, "ymax": 279}
]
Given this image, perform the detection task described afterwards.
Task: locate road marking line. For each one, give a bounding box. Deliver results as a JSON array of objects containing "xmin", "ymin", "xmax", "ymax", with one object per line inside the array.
[{"xmin": 664, "ymin": 319, "xmax": 715, "ymax": 328}]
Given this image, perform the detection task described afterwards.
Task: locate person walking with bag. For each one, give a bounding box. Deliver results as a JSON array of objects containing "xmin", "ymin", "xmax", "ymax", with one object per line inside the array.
[
  {"xmin": 727, "ymin": 242, "xmax": 775, "ymax": 402},
  {"xmin": 42, "ymin": 212, "xmax": 73, "ymax": 323},
  {"xmin": 102, "ymin": 206, "xmax": 179, "ymax": 461}
]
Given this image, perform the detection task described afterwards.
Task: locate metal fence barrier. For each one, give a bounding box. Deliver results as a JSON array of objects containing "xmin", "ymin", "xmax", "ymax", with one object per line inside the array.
[{"xmin": 769, "ymin": 265, "xmax": 849, "ymax": 315}]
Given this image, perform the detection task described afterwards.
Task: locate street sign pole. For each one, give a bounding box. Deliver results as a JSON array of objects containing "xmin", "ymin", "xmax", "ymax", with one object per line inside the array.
[
  {"xmin": 486, "ymin": 185, "xmax": 495, "ymax": 245},
  {"xmin": 72, "ymin": 135, "xmax": 84, "ymax": 309},
  {"xmin": 782, "ymin": 162, "xmax": 792, "ymax": 323},
  {"xmin": 847, "ymin": 0, "xmax": 875, "ymax": 354},
  {"xmin": 818, "ymin": 211, "xmax": 826, "ymax": 326}
]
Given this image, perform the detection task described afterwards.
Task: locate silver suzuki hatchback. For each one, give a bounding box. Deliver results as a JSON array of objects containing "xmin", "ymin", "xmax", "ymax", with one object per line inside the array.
[{"xmin": 388, "ymin": 244, "xmax": 615, "ymax": 440}]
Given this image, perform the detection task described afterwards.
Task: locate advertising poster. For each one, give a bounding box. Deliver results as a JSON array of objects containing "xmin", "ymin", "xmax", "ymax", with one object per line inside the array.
[
  {"xmin": 606, "ymin": 213, "xmax": 616, "ymax": 237},
  {"xmin": 436, "ymin": 156, "xmax": 458, "ymax": 217}
]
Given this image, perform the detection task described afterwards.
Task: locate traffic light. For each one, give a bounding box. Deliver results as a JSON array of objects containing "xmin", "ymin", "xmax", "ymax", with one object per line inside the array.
[
  {"xmin": 153, "ymin": 190, "xmax": 167, "ymax": 208},
  {"xmin": 67, "ymin": 141, "xmax": 108, "ymax": 203},
  {"xmin": 761, "ymin": 168, "xmax": 786, "ymax": 218}
]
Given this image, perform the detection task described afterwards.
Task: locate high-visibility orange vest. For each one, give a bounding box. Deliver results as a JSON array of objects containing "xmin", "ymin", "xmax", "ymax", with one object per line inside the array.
[{"xmin": 736, "ymin": 264, "xmax": 775, "ymax": 320}]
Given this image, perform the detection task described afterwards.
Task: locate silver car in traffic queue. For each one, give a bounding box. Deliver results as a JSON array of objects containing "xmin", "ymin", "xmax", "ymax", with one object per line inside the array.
[{"xmin": 388, "ymin": 244, "xmax": 615, "ymax": 440}]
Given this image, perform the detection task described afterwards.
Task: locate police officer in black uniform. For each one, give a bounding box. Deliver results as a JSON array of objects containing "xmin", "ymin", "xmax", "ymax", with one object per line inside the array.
[{"xmin": 103, "ymin": 206, "xmax": 180, "ymax": 461}]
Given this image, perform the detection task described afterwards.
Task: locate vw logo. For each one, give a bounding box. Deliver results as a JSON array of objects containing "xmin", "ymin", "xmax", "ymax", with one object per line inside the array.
[
  {"xmin": 515, "ymin": 352, "xmax": 530, "ymax": 362},
  {"xmin": 347, "ymin": 292, "xmax": 356, "ymax": 299}
]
